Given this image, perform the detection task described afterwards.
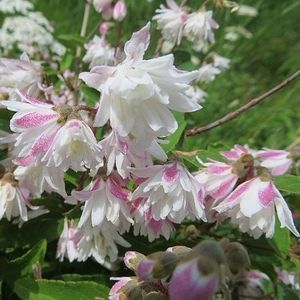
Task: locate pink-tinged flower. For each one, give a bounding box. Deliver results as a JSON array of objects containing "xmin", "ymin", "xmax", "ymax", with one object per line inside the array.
[
  {"xmin": 83, "ymin": 35, "xmax": 115, "ymax": 68},
  {"xmin": 99, "ymin": 130, "xmax": 167, "ymax": 178},
  {"xmin": 14, "ymin": 158, "xmax": 66, "ymax": 198},
  {"xmin": 92, "ymin": 0, "xmax": 113, "ymax": 19},
  {"xmin": 99, "ymin": 22, "xmax": 111, "ymax": 36},
  {"xmin": 214, "ymin": 177, "xmax": 300, "ymax": 238},
  {"xmin": 124, "ymin": 251, "xmax": 146, "ymax": 271},
  {"xmin": 56, "ymin": 218, "xmax": 82, "ymax": 262},
  {"xmin": 132, "ymin": 201, "xmax": 175, "ymax": 241},
  {"xmin": 42, "ymin": 119, "xmax": 102, "ymax": 172},
  {"xmin": 109, "ymin": 277, "xmax": 134, "ymax": 300},
  {"xmin": 0, "ymin": 53, "xmax": 41, "ymax": 100},
  {"xmin": 77, "ymin": 220, "xmax": 130, "ymax": 266},
  {"xmin": 221, "ymin": 144, "xmax": 254, "ymax": 162},
  {"xmin": 131, "ymin": 163, "xmax": 206, "ymax": 223},
  {"xmin": 1, "ymin": 91, "xmax": 61, "ymax": 165},
  {"xmin": 257, "ymin": 148, "xmax": 292, "ymax": 176},
  {"xmin": 237, "ymin": 270, "xmax": 272, "ymax": 299},
  {"xmin": 275, "ymin": 268, "xmax": 300, "ymax": 291},
  {"xmin": 169, "ymin": 257, "xmax": 219, "ymax": 300},
  {"xmin": 197, "ymin": 63, "xmax": 221, "ymax": 83},
  {"xmin": 183, "ymin": 10, "xmax": 219, "ymax": 49},
  {"xmin": 153, "ymin": 0, "xmax": 188, "ymax": 45},
  {"xmin": 79, "ymin": 24, "xmax": 200, "ymax": 139},
  {"xmin": 0, "ymin": 173, "xmax": 30, "ymax": 222},
  {"xmin": 113, "ymin": 1, "xmax": 127, "ymax": 22},
  {"xmin": 73, "ymin": 175, "xmax": 132, "ymax": 232},
  {"xmin": 195, "ymin": 161, "xmax": 239, "ymax": 201}
]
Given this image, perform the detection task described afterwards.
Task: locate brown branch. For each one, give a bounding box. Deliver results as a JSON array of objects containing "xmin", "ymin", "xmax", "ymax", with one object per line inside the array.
[{"xmin": 186, "ymin": 70, "xmax": 300, "ymax": 136}]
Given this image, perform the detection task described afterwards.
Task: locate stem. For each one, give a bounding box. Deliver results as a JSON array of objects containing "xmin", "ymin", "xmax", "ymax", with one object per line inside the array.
[
  {"xmin": 76, "ymin": 1, "xmax": 91, "ymax": 58},
  {"xmin": 186, "ymin": 70, "xmax": 300, "ymax": 136}
]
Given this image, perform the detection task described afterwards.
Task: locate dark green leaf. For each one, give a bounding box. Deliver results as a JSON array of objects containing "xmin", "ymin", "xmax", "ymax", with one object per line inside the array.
[
  {"xmin": 274, "ymin": 175, "xmax": 300, "ymax": 194},
  {"xmin": 60, "ymin": 51, "xmax": 73, "ymax": 71}
]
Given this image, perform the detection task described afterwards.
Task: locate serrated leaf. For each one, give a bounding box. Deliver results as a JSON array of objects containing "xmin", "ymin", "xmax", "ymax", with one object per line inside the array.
[
  {"xmin": 14, "ymin": 279, "xmax": 109, "ymax": 300},
  {"xmin": 274, "ymin": 175, "xmax": 300, "ymax": 194}
]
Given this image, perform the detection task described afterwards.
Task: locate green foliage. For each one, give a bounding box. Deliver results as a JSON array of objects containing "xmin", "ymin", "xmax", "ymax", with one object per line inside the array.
[{"xmin": 14, "ymin": 279, "xmax": 109, "ymax": 300}]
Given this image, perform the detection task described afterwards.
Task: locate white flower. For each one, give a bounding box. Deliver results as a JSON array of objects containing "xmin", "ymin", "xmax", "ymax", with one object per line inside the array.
[
  {"xmin": 153, "ymin": 0, "xmax": 188, "ymax": 45},
  {"xmin": 113, "ymin": 0, "xmax": 127, "ymax": 22},
  {"xmin": 14, "ymin": 158, "xmax": 66, "ymax": 198},
  {"xmin": 56, "ymin": 219, "xmax": 82, "ymax": 262},
  {"xmin": 185, "ymin": 86, "xmax": 207, "ymax": 104},
  {"xmin": 79, "ymin": 23, "xmax": 200, "ymax": 138},
  {"xmin": 83, "ymin": 35, "xmax": 115, "ymax": 68},
  {"xmin": 0, "ymin": 53, "xmax": 42, "ymax": 100},
  {"xmin": 214, "ymin": 177, "xmax": 300, "ymax": 238},
  {"xmin": 221, "ymin": 144, "xmax": 254, "ymax": 162},
  {"xmin": 257, "ymin": 149, "xmax": 292, "ymax": 176},
  {"xmin": 99, "ymin": 130, "xmax": 167, "ymax": 178},
  {"xmin": 0, "ymin": 173, "xmax": 29, "ymax": 221},
  {"xmin": 212, "ymin": 54, "xmax": 230, "ymax": 70},
  {"xmin": 0, "ymin": 12, "xmax": 65, "ymax": 57},
  {"xmin": 73, "ymin": 175, "xmax": 132, "ymax": 232},
  {"xmin": 92, "ymin": 0, "xmax": 113, "ymax": 19},
  {"xmin": 197, "ymin": 63, "xmax": 221, "ymax": 83},
  {"xmin": 77, "ymin": 220, "xmax": 130, "ymax": 266},
  {"xmin": 0, "ymin": 0, "xmax": 33, "ymax": 14},
  {"xmin": 2, "ymin": 91, "xmax": 61, "ymax": 166},
  {"xmin": 131, "ymin": 200, "xmax": 174, "ymax": 242},
  {"xmin": 42, "ymin": 119, "xmax": 102, "ymax": 172},
  {"xmin": 183, "ymin": 10, "xmax": 219, "ymax": 48},
  {"xmin": 131, "ymin": 163, "xmax": 206, "ymax": 223}
]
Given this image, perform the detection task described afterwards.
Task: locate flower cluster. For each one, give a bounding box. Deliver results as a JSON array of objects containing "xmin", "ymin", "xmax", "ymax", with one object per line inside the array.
[{"xmin": 196, "ymin": 145, "xmax": 299, "ymax": 238}]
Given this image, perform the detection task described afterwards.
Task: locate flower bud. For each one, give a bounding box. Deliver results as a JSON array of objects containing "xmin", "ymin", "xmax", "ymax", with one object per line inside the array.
[
  {"xmin": 169, "ymin": 255, "xmax": 220, "ymax": 300},
  {"xmin": 124, "ymin": 251, "xmax": 146, "ymax": 271},
  {"xmin": 99, "ymin": 22, "xmax": 111, "ymax": 36},
  {"xmin": 223, "ymin": 242, "xmax": 251, "ymax": 275},
  {"xmin": 136, "ymin": 251, "xmax": 177, "ymax": 281},
  {"xmin": 113, "ymin": 1, "xmax": 127, "ymax": 22}
]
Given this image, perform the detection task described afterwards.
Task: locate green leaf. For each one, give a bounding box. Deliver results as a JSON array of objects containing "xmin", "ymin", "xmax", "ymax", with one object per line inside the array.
[
  {"xmin": 14, "ymin": 279, "xmax": 109, "ymax": 300},
  {"xmin": 274, "ymin": 175, "xmax": 300, "ymax": 194},
  {"xmin": 197, "ymin": 149, "xmax": 225, "ymax": 162},
  {"xmin": 60, "ymin": 51, "xmax": 73, "ymax": 71},
  {"xmin": 276, "ymin": 282, "xmax": 299, "ymax": 300},
  {"xmin": 80, "ymin": 84, "xmax": 100, "ymax": 107},
  {"xmin": 162, "ymin": 113, "xmax": 186, "ymax": 153},
  {"xmin": 0, "ymin": 240, "xmax": 47, "ymax": 281},
  {"xmin": 268, "ymin": 219, "xmax": 291, "ymax": 257},
  {"xmin": 57, "ymin": 34, "xmax": 86, "ymax": 45}
]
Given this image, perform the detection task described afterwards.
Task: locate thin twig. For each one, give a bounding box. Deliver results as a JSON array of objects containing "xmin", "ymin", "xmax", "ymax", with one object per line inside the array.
[{"xmin": 186, "ymin": 70, "xmax": 300, "ymax": 136}]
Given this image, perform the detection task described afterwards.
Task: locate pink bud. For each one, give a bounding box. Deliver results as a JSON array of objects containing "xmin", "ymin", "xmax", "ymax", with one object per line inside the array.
[
  {"xmin": 136, "ymin": 258, "xmax": 155, "ymax": 281},
  {"xmin": 99, "ymin": 22, "xmax": 111, "ymax": 36},
  {"xmin": 169, "ymin": 257, "xmax": 219, "ymax": 300},
  {"xmin": 113, "ymin": 1, "xmax": 127, "ymax": 22}
]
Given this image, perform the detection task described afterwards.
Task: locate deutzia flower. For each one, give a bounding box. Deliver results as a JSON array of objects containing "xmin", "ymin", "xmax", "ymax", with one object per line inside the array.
[
  {"xmin": 131, "ymin": 163, "xmax": 206, "ymax": 223},
  {"xmin": 91, "ymin": 0, "xmax": 113, "ymax": 19},
  {"xmin": 257, "ymin": 149, "xmax": 292, "ymax": 176},
  {"xmin": 214, "ymin": 177, "xmax": 300, "ymax": 238},
  {"xmin": 77, "ymin": 220, "xmax": 130, "ymax": 266},
  {"xmin": 42, "ymin": 119, "xmax": 102, "ymax": 172},
  {"xmin": 99, "ymin": 130, "xmax": 167, "ymax": 178},
  {"xmin": 131, "ymin": 201, "xmax": 175, "ymax": 242},
  {"xmin": 56, "ymin": 219, "xmax": 82, "ymax": 262},
  {"xmin": 73, "ymin": 175, "xmax": 133, "ymax": 232},
  {"xmin": 212, "ymin": 54, "xmax": 230, "ymax": 70},
  {"xmin": 14, "ymin": 158, "xmax": 66, "ymax": 198},
  {"xmin": 185, "ymin": 86, "xmax": 207, "ymax": 104},
  {"xmin": 183, "ymin": 10, "xmax": 219, "ymax": 50},
  {"xmin": 113, "ymin": 0, "xmax": 127, "ymax": 22},
  {"xmin": 0, "ymin": 172, "xmax": 30, "ymax": 222},
  {"xmin": 79, "ymin": 23, "xmax": 200, "ymax": 138},
  {"xmin": 0, "ymin": 53, "xmax": 42, "ymax": 100},
  {"xmin": 197, "ymin": 63, "xmax": 221, "ymax": 83},
  {"xmin": 83, "ymin": 35, "xmax": 115, "ymax": 68},
  {"xmin": 153, "ymin": 0, "xmax": 188, "ymax": 45}
]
